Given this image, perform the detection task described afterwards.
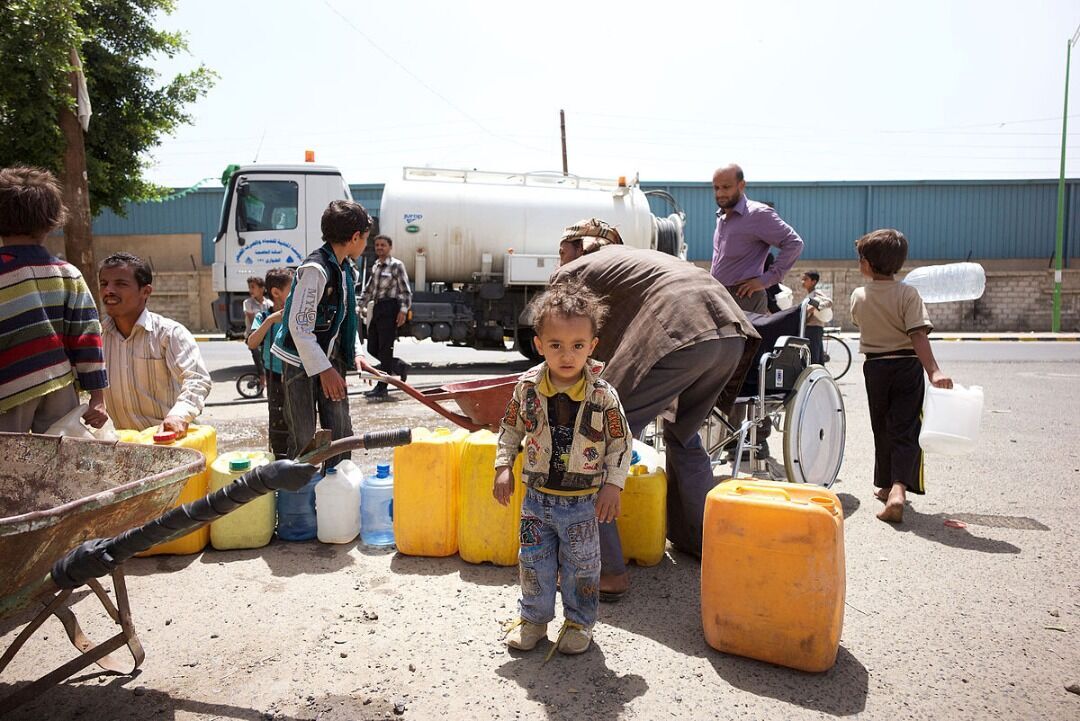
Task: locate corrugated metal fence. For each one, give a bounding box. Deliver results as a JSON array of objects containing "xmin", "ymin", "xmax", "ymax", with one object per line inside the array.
[{"xmin": 91, "ymin": 178, "xmax": 1078, "ymax": 266}]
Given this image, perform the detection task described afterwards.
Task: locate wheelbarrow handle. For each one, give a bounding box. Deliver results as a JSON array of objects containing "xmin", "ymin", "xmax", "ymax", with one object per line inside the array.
[
  {"xmin": 49, "ymin": 428, "xmax": 413, "ymax": 591},
  {"xmin": 358, "ymin": 359, "xmax": 486, "ymax": 432}
]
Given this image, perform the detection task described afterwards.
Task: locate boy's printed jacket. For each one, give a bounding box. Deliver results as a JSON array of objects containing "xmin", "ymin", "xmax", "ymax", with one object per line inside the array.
[{"xmin": 495, "ymin": 359, "xmax": 631, "ymax": 491}]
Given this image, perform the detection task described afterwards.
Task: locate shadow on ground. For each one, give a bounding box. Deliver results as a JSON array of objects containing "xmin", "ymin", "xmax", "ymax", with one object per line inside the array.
[
  {"xmin": 496, "ymin": 643, "xmax": 648, "ymax": 721},
  {"xmin": 600, "ymin": 548, "xmax": 868, "ymax": 716},
  {"xmin": 0, "ymin": 676, "xmax": 306, "ymax": 721}
]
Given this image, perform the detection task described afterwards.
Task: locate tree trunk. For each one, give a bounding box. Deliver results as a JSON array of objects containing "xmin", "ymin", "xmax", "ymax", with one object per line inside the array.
[{"xmin": 59, "ymin": 66, "xmax": 96, "ymax": 303}]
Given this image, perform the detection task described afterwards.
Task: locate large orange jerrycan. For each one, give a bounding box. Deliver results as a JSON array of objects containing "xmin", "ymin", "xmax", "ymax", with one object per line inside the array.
[
  {"xmin": 701, "ymin": 479, "xmax": 845, "ymax": 672},
  {"xmin": 458, "ymin": 430, "xmax": 524, "ymax": 566},
  {"xmin": 393, "ymin": 427, "xmax": 467, "ymax": 557},
  {"xmin": 126, "ymin": 425, "xmax": 218, "ymax": 556}
]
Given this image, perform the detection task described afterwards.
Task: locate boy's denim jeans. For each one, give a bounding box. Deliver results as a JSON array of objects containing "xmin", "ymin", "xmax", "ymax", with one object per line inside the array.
[
  {"xmin": 281, "ymin": 357, "xmax": 353, "ymax": 467},
  {"xmin": 518, "ymin": 487, "xmax": 601, "ymax": 628}
]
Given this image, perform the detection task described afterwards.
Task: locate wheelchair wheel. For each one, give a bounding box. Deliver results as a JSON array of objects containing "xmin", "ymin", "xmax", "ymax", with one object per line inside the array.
[
  {"xmin": 822, "ymin": 333, "xmax": 852, "ymax": 380},
  {"xmin": 236, "ymin": 371, "xmax": 264, "ymax": 399},
  {"xmin": 782, "ymin": 366, "xmax": 845, "ymax": 487}
]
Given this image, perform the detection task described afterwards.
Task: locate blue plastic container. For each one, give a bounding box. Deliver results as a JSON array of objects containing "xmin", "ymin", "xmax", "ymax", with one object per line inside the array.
[
  {"xmin": 277, "ymin": 470, "xmax": 320, "ymax": 541},
  {"xmin": 360, "ymin": 463, "xmax": 394, "ymax": 546}
]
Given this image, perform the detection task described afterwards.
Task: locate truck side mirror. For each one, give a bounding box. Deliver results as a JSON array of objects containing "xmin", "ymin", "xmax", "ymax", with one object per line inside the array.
[{"xmin": 235, "ymin": 181, "xmax": 251, "ymax": 239}]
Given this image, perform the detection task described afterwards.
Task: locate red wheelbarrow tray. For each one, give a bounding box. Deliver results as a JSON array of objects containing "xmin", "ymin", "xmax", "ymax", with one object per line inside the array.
[
  {"xmin": 360, "ymin": 358, "xmax": 519, "ymax": 431},
  {"xmin": 0, "ymin": 432, "xmax": 205, "ymax": 619}
]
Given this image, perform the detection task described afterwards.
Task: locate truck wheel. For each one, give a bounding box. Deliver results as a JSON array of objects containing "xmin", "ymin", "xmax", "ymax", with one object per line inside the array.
[{"xmin": 516, "ymin": 329, "xmax": 541, "ymax": 361}]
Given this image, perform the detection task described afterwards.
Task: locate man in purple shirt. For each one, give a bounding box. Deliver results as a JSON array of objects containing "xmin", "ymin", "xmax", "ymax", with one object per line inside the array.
[{"xmin": 710, "ymin": 164, "xmax": 804, "ymax": 313}]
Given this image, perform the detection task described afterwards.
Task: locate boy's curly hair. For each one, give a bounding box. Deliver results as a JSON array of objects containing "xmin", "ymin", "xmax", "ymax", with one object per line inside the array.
[
  {"xmin": 530, "ymin": 278, "xmax": 607, "ymax": 337},
  {"xmin": 855, "ymin": 228, "xmax": 908, "ymax": 276}
]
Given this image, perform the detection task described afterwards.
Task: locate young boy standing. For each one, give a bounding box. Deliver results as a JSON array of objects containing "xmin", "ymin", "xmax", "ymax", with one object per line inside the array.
[
  {"xmin": 494, "ymin": 280, "xmax": 630, "ymax": 656},
  {"xmin": 0, "ymin": 166, "xmax": 109, "ymax": 433},
  {"xmin": 801, "ymin": 270, "xmax": 833, "ymax": 365},
  {"xmin": 244, "ymin": 276, "xmax": 272, "ymax": 383},
  {"xmin": 246, "ymin": 267, "xmax": 294, "ymax": 459},
  {"xmin": 850, "ymin": 229, "xmax": 952, "ymax": 524},
  {"xmin": 271, "ymin": 200, "xmax": 371, "ymax": 467}
]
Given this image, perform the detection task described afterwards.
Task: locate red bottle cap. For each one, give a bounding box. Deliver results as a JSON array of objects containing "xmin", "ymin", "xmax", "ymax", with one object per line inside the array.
[{"xmin": 153, "ymin": 430, "xmax": 177, "ymax": 444}]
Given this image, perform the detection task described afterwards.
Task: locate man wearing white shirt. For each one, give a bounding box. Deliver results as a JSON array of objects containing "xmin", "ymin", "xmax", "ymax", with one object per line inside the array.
[{"xmin": 98, "ymin": 252, "xmax": 211, "ymax": 435}]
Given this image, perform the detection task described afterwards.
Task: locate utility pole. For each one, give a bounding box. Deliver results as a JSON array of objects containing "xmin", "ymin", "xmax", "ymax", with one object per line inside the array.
[
  {"xmin": 560, "ymin": 109, "xmax": 568, "ymax": 176},
  {"xmin": 1053, "ymin": 23, "xmax": 1080, "ymax": 332},
  {"xmin": 59, "ymin": 48, "xmax": 96, "ymax": 303}
]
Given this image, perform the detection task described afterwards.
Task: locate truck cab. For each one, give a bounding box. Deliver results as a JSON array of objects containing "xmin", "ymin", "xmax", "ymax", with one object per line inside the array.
[{"xmin": 211, "ymin": 165, "xmax": 352, "ymax": 337}]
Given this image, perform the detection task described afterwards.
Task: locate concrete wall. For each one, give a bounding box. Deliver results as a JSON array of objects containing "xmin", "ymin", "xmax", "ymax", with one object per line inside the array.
[
  {"xmin": 45, "ymin": 233, "xmax": 217, "ymax": 332},
  {"xmin": 780, "ymin": 264, "xmax": 1080, "ymax": 333}
]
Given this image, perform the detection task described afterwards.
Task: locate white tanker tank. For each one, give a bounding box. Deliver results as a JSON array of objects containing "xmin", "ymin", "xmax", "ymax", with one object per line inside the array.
[{"xmin": 378, "ymin": 167, "xmax": 685, "ymax": 357}]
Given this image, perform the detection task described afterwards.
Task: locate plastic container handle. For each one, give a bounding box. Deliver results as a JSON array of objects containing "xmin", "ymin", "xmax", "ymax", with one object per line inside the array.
[{"xmin": 732, "ymin": 484, "xmax": 791, "ymax": 502}]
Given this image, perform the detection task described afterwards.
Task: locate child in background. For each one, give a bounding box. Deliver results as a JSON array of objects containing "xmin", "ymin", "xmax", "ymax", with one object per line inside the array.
[
  {"xmin": 0, "ymin": 166, "xmax": 109, "ymax": 433},
  {"xmin": 246, "ymin": 267, "xmax": 294, "ymax": 459},
  {"xmin": 244, "ymin": 276, "xmax": 272, "ymax": 384},
  {"xmin": 802, "ymin": 270, "xmax": 833, "ymax": 365},
  {"xmin": 494, "ymin": 279, "xmax": 630, "ymax": 657},
  {"xmin": 850, "ymin": 229, "xmax": 952, "ymax": 524}
]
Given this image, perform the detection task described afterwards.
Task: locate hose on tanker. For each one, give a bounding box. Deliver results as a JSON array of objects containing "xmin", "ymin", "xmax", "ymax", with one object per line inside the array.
[
  {"xmin": 644, "ymin": 190, "xmax": 686, "ymax": 257},
  {"xmin": 655, "ymin": 216, "xmax": 682, "ymax": 256}
]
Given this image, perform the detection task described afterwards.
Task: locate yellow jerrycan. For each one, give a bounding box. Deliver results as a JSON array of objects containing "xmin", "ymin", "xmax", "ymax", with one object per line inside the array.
[
  {"xmin": 393, "ymin": 427, "xmax": 467, "ymax": 557},
  {"xmin": 457, "ymin": 430, "xmax": 525, "ymax": 566},
  {"xmin": 615, "ymin": 461, "xmax": 667, "ymax": 567},
  {"xmin": 127, "ymin": 425, "xmax": 218, "ymax": 556},
  {"xmin": 701, "ymin": 479, "xmax": 846, "ymax": 672},
  {"xmin": 209, "ymin": 451, "xmax": 276, "ymax": 550}
]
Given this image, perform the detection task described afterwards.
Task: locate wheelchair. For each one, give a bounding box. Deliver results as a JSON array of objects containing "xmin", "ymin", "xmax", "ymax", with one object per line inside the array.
[{"xmin": 700, "ymin": 297, "xmax": 846, "ymax": 488}]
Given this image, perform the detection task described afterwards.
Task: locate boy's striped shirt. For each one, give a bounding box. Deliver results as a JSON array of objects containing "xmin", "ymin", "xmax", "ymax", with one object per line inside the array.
[{"xmin": 0, "ymin": 245, "xmax": 107, "ymax": 411}]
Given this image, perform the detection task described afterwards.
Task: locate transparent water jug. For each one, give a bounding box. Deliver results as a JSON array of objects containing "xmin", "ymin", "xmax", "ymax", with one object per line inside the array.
[
  {"xmin": 361, "ymin": 463, "xmax": 395, "ymax": 546},
  {"xmin": 315, "ymin": 466, "xmax": 362, "ymax": 544},
  {"xmin": 902, "ymin": 262, "xmax": 986, "ymax": 303},
  {"xmin": 277, "ymin": 469, "xmax": 319, "ymax": 541},
  {"xmin": 920, "ymin": 382, "xmax": 984, "ymax": 455}
]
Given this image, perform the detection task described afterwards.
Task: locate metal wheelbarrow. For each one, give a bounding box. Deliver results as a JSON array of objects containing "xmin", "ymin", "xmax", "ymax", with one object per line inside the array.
[
  {"xmin": 0, "ymin": 428, "xmax": 411, "ymax": 714},
  {"xmin": 359, "ymin": 358, "xmax": 518, "ymax": 431}
]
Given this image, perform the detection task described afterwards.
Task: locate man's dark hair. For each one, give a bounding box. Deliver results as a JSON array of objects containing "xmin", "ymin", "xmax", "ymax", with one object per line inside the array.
[
  {"xmin": 803, "ymin": 271, "xmax": 820, "ymax": 283},
  {"xmin": 264, "ymin": 267, "xmax": 294, "ymax": 294},
  {"xmin": 321, "ymin": 200, "xmax": 372, "ymax": 244},
  {"xmin": 855, "ymin": 229, "xmax": 908, "ymax": 276},
  {"xmin": 99, "ymin": 251, "xmax": 153, "ymax": 287},
  {"xmin": 0, "ymin": 166, "xmax": 66, "ymax": 237},
  {"xmin": 373, "ymin": 234, "xmax": 393, "ymax": 247}
]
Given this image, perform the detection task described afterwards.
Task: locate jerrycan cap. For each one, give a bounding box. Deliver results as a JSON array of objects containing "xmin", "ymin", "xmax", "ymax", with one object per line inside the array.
[
  {"xmin": 376, "ymin": 463, "xmax": 391, "ymax": 477},
  {"xmin": 630, "ymin": 449, "xmax": 641, "ymax": 465},
  {"xmin": 229, "ymin": 458, "xmax": 251, "ymax": 472},
  {"xmin": 152, "ymin": 430, "xmax": 177, "ymax": 444},
  {"xmin": 325, "ymin": 467, "xmax": 338, "ymax": 475}
]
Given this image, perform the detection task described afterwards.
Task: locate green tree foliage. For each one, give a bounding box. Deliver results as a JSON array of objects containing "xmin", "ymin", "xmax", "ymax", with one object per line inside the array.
[{"xmin": 0, "ymin": 0, "xmax": 215, "ymax": 216}]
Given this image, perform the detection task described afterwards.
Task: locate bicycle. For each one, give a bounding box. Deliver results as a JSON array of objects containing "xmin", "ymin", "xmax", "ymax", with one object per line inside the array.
[
  {"xmin": 821, "ymin": 327, "xmax": 852, "ymax": 380},
  {"xmin": 235, "ymin": 370, "xmax": 265, "ymax": 399}
]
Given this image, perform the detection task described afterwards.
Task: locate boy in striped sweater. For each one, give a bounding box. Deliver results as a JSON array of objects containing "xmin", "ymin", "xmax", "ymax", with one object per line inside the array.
[{"xmin": 0, "ymin": 166, "xmax": 108, "ymax": 433}]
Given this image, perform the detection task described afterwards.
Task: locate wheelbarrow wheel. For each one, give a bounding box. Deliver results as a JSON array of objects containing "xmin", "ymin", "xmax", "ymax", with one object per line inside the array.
[{"xmin": 516, "ymin": 328, "xmax": 542, "ymax": 362}]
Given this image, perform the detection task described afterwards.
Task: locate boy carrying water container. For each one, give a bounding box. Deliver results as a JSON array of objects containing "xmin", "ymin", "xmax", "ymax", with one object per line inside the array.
[
  {"xmin": 850, "ymin": 229, "xmax": 952, "ymax": 524},
  {"xmin": 493, "ymin": 279, "xmax": 630, "ymax": 657}
]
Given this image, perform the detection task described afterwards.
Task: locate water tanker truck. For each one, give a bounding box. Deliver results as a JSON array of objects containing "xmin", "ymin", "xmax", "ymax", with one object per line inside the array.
[{"xmin": 212, "ymin": 165, "xmax": 685, "ymax": 358}]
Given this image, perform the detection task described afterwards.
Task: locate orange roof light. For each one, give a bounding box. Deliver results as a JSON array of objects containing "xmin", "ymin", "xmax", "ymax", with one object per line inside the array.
[
  {"xmin": 304, "ymin": 149, "xmax": 315, "ymax": 163},
  {"xmin": 618, "ymin": 175, "xmax": 627, "ymax": 187}
]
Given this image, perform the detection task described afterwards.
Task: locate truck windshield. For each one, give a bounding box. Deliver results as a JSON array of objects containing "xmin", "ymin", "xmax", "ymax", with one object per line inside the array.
[{"xmin": 236, "ymin": 180, "xmax": 299, "ymax": 232}]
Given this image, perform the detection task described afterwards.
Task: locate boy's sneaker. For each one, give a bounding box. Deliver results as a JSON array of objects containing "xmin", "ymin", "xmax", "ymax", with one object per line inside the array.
[
  {"xmin": 555, "ymin": 621, "xmax": 591, "ymax": 655},
  {"xmin": 504, "ymin": 619, "xmax": 547, "ymax": 651}
]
